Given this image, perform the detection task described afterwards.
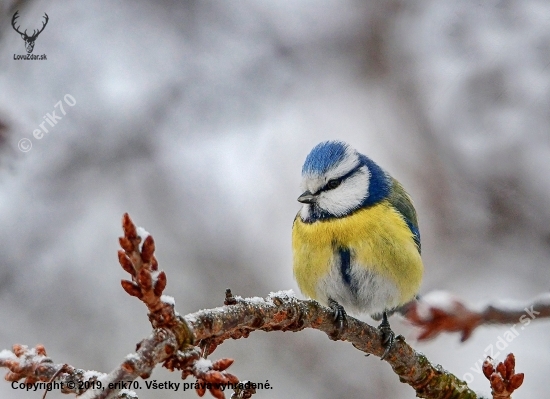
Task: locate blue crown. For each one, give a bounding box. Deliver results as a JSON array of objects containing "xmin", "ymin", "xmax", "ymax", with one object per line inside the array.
[{"xmin": 302, "ymin": 141, "xmax": 350, "ymax": 175}]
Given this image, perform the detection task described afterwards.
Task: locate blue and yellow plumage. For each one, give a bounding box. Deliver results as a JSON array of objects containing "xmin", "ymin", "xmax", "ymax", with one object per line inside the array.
[{"xmin": 292, "ymin": 140, "xmax": 423, "ymax": 357}]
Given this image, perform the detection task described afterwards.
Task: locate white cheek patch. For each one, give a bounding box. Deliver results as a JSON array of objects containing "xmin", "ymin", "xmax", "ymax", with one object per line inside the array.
[
  {"xmin": 299, "ymin": 204, "xmax": 311, "ymax": 220},
  {"xmin": 316, "ymin": 167, "xmax": 370, "ymax": 216}
]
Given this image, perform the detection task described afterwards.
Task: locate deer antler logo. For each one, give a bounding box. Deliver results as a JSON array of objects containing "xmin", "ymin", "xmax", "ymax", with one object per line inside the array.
[{"xmin": 11, "ymin": 11, "xmax": 49, "ymax": 54}]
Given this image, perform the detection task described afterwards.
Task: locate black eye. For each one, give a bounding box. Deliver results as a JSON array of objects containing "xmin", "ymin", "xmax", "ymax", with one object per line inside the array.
[{"xmin": 327, "ymin": 179, "xmax": 341, "ymax": 190}]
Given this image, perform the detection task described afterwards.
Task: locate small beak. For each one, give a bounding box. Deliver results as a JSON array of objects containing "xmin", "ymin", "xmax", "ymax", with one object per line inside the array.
[{"xmin": 297, "ymin": 190, "xmax": 317, "ymax": 204}]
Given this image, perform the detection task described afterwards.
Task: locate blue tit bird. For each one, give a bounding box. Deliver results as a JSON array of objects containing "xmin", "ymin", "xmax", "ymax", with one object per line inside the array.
[{"xmin": 292, "ymin": 140, "xmax": 423, "ymax": 359}]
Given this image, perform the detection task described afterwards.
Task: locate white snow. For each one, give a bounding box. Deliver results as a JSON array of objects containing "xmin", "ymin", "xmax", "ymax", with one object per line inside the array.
[
  {"xmin": 136, "ymin": 226, "xmax": 150, "ymax": 251},
  {"xmin": 83, "ymin": 370, "xmax": 106, "ymax": 380},
  {"xmin": 194, "ymin": 358, "xmax": 213, "ymax": 373},
  {"xmin": 125, "ymin": 353, "xmax": 140, "ymax": 362},
  {"xmin": 119, "ymin": 389, "xmax": 138, "ymax": 398},
  {"xmin": 0, "ymin": 350, "xmax": 15, "ymax": 361},
  {"xmin": 118, "ymin": 389, "xmax": 138, "ymax": 398},
  {"xmin": 416, "ymin": 291, "xmax": 460, "ymax": 320},
  {"xmin": 136, "ymin": 226, "xmax": 150, "ymax": 240},
  {"xmin": 247, "ymin": 296, "xmax": 266, "ymax": 304},
  {"xmin": 268, "ymin": 289, "xmax": 296, "ymax": 300},
  {"xmin": 161, "ymin": 295, "xmax": 175, "ymax": 306}
]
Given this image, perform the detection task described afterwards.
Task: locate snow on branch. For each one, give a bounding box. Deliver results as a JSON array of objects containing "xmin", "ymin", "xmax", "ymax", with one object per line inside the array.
[{"xmin": 0, "ymin": 214, "xmax": 525, "ymax": 399}]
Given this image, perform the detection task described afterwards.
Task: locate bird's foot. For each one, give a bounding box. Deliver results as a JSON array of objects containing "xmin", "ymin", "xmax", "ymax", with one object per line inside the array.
[
  {"xmin": 328, "ymin": 298, "xmax": 347, "ymax": 338},
  {"xmin": 378, "ymin": 312, "xmax": 395, "ymax": 361}
]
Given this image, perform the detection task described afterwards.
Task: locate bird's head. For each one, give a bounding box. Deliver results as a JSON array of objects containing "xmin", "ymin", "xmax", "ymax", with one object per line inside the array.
[{"xmin": 298, "ymin": 141, "xmax": 390, "ymax": 221}]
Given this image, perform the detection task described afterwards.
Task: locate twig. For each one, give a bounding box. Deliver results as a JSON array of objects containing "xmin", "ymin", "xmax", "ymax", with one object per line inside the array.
[
  {"xmin": 405, "ymin": 290, "xmax": 550, "ymax": 341},
  {"xmin": 42, "ymin": 364, "xmax": 69, "ymax": 399}
]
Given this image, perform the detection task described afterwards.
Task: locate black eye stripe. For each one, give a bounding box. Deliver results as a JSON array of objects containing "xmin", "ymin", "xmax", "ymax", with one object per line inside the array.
[{"xmin": 317, "ymin": 163, "xmax": 363, "ymax": 193}]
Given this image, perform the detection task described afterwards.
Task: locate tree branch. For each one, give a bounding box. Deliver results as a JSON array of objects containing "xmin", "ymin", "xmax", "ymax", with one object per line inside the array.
[
  {"xmin": 405, "ymin": 290, "xmax": 550, "ymax": 341},
  {"xmin": 0, "ymin": 214, "xmax": 524, "ymax": 399}
]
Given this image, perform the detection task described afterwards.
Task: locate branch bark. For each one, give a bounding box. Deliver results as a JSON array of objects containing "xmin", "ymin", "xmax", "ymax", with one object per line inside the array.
[{"xmin": 185, "ymin": 290, "xmax": 477, "ymax": 398}]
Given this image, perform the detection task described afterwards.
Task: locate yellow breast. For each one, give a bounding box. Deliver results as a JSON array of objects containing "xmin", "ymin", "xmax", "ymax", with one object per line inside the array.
[{"xmin": 292, "ymin": 200, "xmax": 423, "ymax": 305}]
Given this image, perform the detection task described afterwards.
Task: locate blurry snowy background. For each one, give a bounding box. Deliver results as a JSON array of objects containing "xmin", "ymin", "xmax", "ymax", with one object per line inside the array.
[{"xmin": 1, "ymin": 0, "xmax": 549, "ymax": 398}]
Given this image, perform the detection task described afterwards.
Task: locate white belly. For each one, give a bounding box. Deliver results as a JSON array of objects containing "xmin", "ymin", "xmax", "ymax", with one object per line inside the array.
[{"xmin": 315, "ymin": 259, "xmax": 401, "ymax": 316}]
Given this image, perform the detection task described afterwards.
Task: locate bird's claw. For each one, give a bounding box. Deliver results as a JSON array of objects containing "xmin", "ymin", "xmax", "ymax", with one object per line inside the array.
[
  {"xmin": 378, "ymin": 313, "xmax": 395, "ymax": 361},
  {"xmin": 328, "ymin": 298, "xmax": 347, "ymax": 335}
]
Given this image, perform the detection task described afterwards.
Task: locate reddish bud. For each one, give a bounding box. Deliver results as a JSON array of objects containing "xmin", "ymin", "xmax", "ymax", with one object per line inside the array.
[
  {"xmin": 207, "ymin": 370, "xmax": 228, "ymax": 384},
  {"xmin": 5, "ymin": 372, "xmax": 20, "ymax": 381},
  {"xmin": 496, "ymin": 361, "xmax": 506, "ymax": 377},
  {"xmin": 121, "ymin": 280, "xmax": 143, "ymax": 298},
  {"xmin": 508, "ymin": 373, "xmax": 524, "ymax": 391},
  {"xmin": 154, "ymin": 271, "xmax": 167, "ymax": 297},
  {"xmin": 196, "ymin": 379, "xmax": 206, "ymax": 397},
  {"xmin": 35, "ymin": 345, "xmax": 46, "ymax": 356},
  {"xmin": 12, "ymin": 345, "xmax": 24, "ymax": 357},
  {"xmin": 141, "ymin": 235, "xmax": 155, "ymax": 262},
  {"xmin": 140, "ymin": 372, "xmax": 151, "ymax": 379},
  {"xmin": 119, "ymin": 237, "xmax": 134, "ymax": 253},
  {"xmin": 482, "ymin": 359, "xmax": 494, "ymax": 379},
  {"xmin": 1, "ymin": 359, "xmax": 16, "ymax": 370},
  {"xmin": 182, "ymin": 369, "xmax": 192, "ymax": 380},
  {"xmin": 122, "ymin": 213, "xmax": 138, "ymax": 239},
  {"xmin": 212, "ymin": 358, "xmax": 234, "ymax": 371},
  {"xmin": 490, "ymin": 373, "xmax": 505, "ymax": 394},
  {"xmin": 151, "ymin": 256, "xmax": 158, "ymax": 271},
  {"xmin": 137, "ymin": 268, "xmax": 152, "ymax": 290},
  {"xmin": 122, "ymin": 360, "xmax": 136, "ymax": 373},
  {"xmin": 504, "ymin": 353, "xmax": 515, "ymax": 379},
  {"xmin": 224, "ymin": 373, "xmax": 240, "ymax": 384},
  {"xmin": 118, "ymin": 250, "xmax": 135, "ymax": 275}
]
